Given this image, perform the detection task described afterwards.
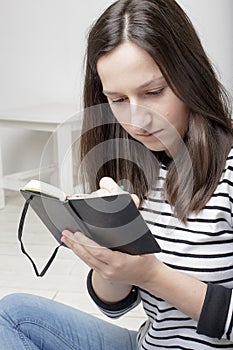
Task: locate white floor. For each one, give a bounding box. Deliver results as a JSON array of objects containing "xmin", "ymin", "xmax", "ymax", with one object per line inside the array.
[{"xmin": 0, "ymin": 191, "xmax": 146, "ymax": 330}]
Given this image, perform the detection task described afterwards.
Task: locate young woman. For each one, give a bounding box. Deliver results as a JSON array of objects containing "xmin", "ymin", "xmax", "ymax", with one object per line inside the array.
[{"xmin": 0, "ymin": 0, "xmax": 232, "ymax": 349}]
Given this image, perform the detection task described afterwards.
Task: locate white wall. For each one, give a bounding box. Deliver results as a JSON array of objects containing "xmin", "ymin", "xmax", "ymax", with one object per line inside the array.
[
  {"xmin": 0, "ymin": 0, "xmax": 113, "ymax": 175},
  {"xmin": 0, "ymin": 0, "xmax": 232, "ymax": 175},
  {"xmin": 178, "ymin": 0, "xmax": 233, "ymax": 94},
  {"xmin": 0, "ymin": 0, "xmax": 113, "ymax": 110}
]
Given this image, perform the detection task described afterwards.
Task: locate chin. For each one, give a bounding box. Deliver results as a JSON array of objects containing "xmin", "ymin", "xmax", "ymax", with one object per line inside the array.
[{"xmin": 143, "ymin": 142, "xmax": 166, "ymax": 153}]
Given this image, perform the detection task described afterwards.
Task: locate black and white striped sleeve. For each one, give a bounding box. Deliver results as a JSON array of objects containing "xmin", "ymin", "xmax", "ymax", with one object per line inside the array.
[
  {"xmin": 197, "ymin": 156, "xmax": 233, "ymax": 341},
  {"xmin": 86, "ymin": 269, "xmax": 141, "ymax": 318},
  {"xmin": 197, "ymin": 283, "xmax": 233, "ymax": 341}
]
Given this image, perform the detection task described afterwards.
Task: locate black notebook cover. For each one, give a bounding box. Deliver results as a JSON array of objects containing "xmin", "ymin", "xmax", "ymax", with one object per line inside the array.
[{"xmin": 20, "ymin": 190, "xmax": 161, "ymax": 255}]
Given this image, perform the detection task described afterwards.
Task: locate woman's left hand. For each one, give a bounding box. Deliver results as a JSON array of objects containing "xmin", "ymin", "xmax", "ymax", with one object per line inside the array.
[
  {"xmin": 62, "ymin": 176, "xmax": 161, "ymax": 288},
  {"xmin": 61, "ymin": 229, "xmax": 160, "ymax": 288}
]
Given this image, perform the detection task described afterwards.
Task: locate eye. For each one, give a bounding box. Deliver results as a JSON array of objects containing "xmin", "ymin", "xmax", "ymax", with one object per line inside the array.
[
  {"xmin": 147, "ymin": 88, "xmax": 164, "ymax": 96},
  {"xmin": 111, "ymin": 97, "xmax": 128, "ymax": 103}
]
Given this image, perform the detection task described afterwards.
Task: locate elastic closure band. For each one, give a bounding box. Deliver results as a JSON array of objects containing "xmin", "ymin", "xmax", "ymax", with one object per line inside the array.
[{"xmin": 18, "ymin": 195, "xmax": 62, "ymax": 277}]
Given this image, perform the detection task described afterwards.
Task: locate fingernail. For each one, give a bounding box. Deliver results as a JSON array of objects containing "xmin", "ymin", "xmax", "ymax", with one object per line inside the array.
[
  {"xmin": 62, "ymin": 230, "xmax": 72, "ymax": 238},
  {"xmin": 74, "ymin": 231, "xmax": 83, "ymax": 240}
]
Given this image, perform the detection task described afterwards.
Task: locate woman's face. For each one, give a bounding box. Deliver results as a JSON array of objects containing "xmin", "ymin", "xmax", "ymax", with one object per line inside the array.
[{"xmin": 97, "ymin": 41, "xmax": 189, "ymax": 156}]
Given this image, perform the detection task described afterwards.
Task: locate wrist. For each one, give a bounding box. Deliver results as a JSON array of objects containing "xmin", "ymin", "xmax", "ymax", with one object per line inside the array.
[
  {"xmin": 87, "ymin": 270, "xmax": 139, "ymax": 311},
  {"xmin": 137, "ymin": 258, "xmax": 164, "ymax": 291},
  {"xmin": 92, "ymin": 270, "xmax": 132, "ymax": 304}
]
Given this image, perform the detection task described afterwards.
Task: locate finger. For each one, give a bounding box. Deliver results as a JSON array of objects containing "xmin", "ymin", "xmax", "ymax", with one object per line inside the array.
[
  {"xmin": 62, "ymin": 230, "xmax": 101, "ymax": 249},
  {"xmin": 61, "ymin": 231, "xmax": 109, "ymax": 270},
  {"xmin": 94, "ymin": 188, "xmax": 114, "ymax": 197},
  {"xmin": 62, "ymin": 230, "xmax": 124, "ymax": 265},
  {"xmin": 131, "ymin": 193, "xmax": 140, "ymax": 208},
  {"xmin": 99, "ymin": 177, "xmax": 139, "ymax": 207},
  {"xmin": 99, "ymin": 177, "xmax": 123, "ymax": 193},
  {"xmin": 62, "ymin": 230, "xmax": 115, "ymax": 264}
]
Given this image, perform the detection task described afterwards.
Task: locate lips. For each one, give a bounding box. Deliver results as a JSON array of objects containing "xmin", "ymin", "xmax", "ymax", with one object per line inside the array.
[{"xmin": 136, "ymin": 129, "xmax": 163, "ymax": 137}]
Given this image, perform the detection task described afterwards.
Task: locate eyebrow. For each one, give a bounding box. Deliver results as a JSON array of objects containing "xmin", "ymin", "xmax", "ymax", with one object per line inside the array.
[{"xmin": 102, "ymin": 76, "xmax": 165, "ymax": 96}]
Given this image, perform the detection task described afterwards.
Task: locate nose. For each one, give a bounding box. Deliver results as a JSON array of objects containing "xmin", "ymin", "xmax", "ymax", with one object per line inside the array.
[{"xmin": 129, "ymin": 102, "xmax": 153, "ymax": 132}]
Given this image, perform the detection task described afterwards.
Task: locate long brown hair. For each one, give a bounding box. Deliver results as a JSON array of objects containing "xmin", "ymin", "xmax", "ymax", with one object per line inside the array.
[{"xmin": 80, "ymin": 0, "xmax": 233, "ymax": 222}]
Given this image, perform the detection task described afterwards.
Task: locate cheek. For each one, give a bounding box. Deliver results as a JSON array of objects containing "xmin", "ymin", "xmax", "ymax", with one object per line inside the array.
[
  {"xmin": 109, "ymin": 103, "xmax": 132, "ymax": 125},
  {"xmin": 165, "ymin": 103, "xmax": 189, "ymax": 134},
  {"xmin": 108, "ymin": 104, "xmax": 132, "ymax": 135},
  {"xmin": 116, "ymin": 121, "xmax": 132, "ymax": 136}
]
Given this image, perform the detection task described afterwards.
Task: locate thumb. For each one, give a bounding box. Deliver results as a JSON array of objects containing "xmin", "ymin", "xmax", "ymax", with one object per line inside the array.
[
  {"xmin": 131, "ymin": 193, "xmax": 140, "ymax": 208},
  {"xmin": 99, "ymin": 177, "xmax": 140, "ymax": 208},
  {"xmin": 99, "ymin": 177, "xmax": 122, "ymax": 193}
]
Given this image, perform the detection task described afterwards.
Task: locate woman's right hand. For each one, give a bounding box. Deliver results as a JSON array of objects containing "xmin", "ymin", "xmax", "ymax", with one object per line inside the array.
[
  {"xmin": 61, "ymin": 176, "xmax": 142, "ymax": 303},
  {"xmin": 93, "ymin": 176, "xmax": 140, "ymax": 207}
]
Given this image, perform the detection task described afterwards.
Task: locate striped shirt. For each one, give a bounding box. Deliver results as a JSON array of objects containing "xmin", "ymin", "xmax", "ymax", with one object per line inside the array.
[{"xmin": 87, "ymin": 148, "xmax": 233, "ymax": 349}]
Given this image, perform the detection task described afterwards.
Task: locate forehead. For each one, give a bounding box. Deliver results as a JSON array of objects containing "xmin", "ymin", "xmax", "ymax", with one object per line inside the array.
[{"xmin": 97, "ymin": 41, "xmax": 163, "ymax": 91}]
